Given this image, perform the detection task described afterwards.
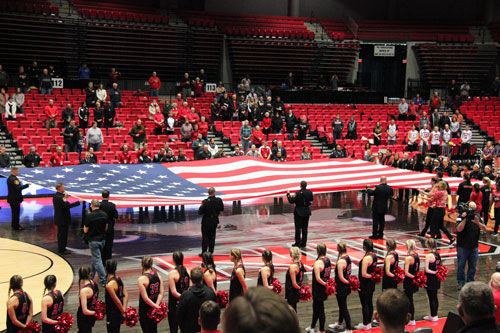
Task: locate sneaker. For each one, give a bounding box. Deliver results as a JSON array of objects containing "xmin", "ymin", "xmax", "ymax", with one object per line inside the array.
[
  {"xmin": 372, "ymin": 319, "xmax": 379, "ymax": 325},
  {"xmin": 492, "ymin": 233, "xmax": 498, "ymax": 237},
  {"xmin": 424, "ymin": 315, "xmax": 439, "ymax": 322},
  {"xmin": 328, "ymin": 323, "xmax": 344, "ymax": 330},
  {"xmin": 407, "ymin": 320, "xmax": 416, "ymax": 326},
  {"xmin": 354, "ymin": 323, "xmax": 371, "ymax": 331},
  {"xmin": 305, "ymin": 327, "xmax": 315, "ymax": 333}
]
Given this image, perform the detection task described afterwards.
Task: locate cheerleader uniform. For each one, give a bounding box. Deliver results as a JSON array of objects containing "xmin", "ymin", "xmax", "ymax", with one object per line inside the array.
[
  {"xmin": 407, "ymin": 130, "xmax": 418, "ymax": 151},
  {"xmin": 168, "ymin": 266, "xmax": 189, "ymax": 333},
  {"xmin": 257, "ymin": 263, "xmax": 274, "ymax": 286},
  {"xmin": 359, "ymin": 252, "xmax": 377, "ymax": 326},
  {"xmin": 139, "ymin": 271, "xmax": 161, "ymax": 333},
  {"xmin": 229, "ymin": 263, "xmax": 246, "ymax": 301},
  {"xmin": 481, "ymin": 185, "xmax": 491, "ymax": 226},
  {"xmin": 105, "ymin": 276, "xmax": 124, "ymax": 333},
  {"xmin": 426, "ymin": 251, "xmax": 441, "ymax": 317},
  {"xmin": 77, "ymin": 281, "xmax": 98, "ymax": 333},
  {"xmin": 382, "ymin": 252, "xmax": 399, "ymax": 290},
  {"xmin": 42, "ymin": 290, "xmax": 64, "ymax": 333},
  {"xmin": 403, "ymin": 253, "xmax": 420, "ymax": 321},
  {"xmin": 285, "ymin": 261, "xmax": 305, "ymax": 311},
  {"xmin": 419, "ymin": 128, "xmax": 430, "ymax": 153},
  {"xmin": 6, "ymin": 291, "xmax": 31, "ymax": 333},
  {"xmin": 335, "ymin": 255, "xmax": 352, "ymax": 330},
  {"xmin": 202, "ymin": 265, "xmax": 217, "ymax": 290},
  {"xmin": 310, "ymin": 257, "xmax": 331, "ymax": 332},
  {"xmin": 430, "ymin": 130, "xmax": 441, "ymax": 155}
]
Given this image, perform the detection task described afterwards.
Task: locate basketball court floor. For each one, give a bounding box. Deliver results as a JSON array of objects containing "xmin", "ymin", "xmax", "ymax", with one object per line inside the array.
[{"xmin": 0, "ymin": 191, "xmax": 498, "ymax": 332}]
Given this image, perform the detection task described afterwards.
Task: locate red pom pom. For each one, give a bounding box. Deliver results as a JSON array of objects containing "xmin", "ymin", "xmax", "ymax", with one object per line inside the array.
[
  {"xmin": 325, "ymin": 278, "xmax": 336, "ymax": 296},
  {"xmin": 394, "ymin": 266, "xmax": 405, "ymax": 284},
  {"xmin": 147, "ymin": 302, "xmax": 168, "ymax": 323},
  {"xmin": 271, "ymin": 278, "xmax": 282, "ymax": 294},
  {"xmin": 349, "ymin": 276, "xmax": 360, "ymax": 292},
  {"xmin": 216, "ymin": 290, "xmax": 229, "ymax": 309},
  {"xmin": 436, "ymin": 265, "xmax": 448, "ymax": 281},
  {"xmin": 21, "ymin": 321, "xmax": 41, "ymax": 333},
  {"xmin": 414, "ymin": 271, "xmax": 427, "ymax": 288},
  {"xmin": 299, "ymin": 285, "xmax": 312, "ymax": 301},
  {"xmin": 54, "ymin": 313, "xmax": 73, "ymax": 333},
  {"xmin": 94, "ymin": 301, "xmax": 106, "ymax": 320},
  {"xmin": 370, "ymin": 267, "xmax": 383, "ymax": 284},
  {"xmin": 124, "ymin": 307, "xmax": 139, "ymax": 328}
]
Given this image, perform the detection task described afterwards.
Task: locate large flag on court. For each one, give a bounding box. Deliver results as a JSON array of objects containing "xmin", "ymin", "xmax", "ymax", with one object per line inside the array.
[{"xmin": 3, "ymin": 157, "xmax": 464, "ymax": 207}]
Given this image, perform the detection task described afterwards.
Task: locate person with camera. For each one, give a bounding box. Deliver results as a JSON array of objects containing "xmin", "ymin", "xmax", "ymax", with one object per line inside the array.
[
  {"xmin": 198, "ymin": 187, "xmax": 224, "ymax": 254},
  {"xmin": 287, "ymin": 181, "xmax": 314, "ymax": 248},
  {"xmin": 456, "ymin": 201, "xmax": 486, "ymax": 290}
]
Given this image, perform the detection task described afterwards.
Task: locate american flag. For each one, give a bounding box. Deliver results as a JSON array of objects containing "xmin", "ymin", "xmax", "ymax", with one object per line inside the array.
[{"xmin": 2, "ymin": 157, "xmax": 464, "ymax": 207}]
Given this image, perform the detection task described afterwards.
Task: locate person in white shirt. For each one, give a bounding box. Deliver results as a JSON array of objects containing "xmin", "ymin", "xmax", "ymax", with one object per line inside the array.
[
  {"xmin": 406, "ymin": 124, "xmax": 419, "ymax": 151},
  {"xmin": 207, "ymin": 138, "xmax": 219, "ymax": 157},
  {"xmin": 13, "ymin": 87, "xmax": 24, "ymax": 114},
  {"xmin": 166, "ymin": 110, "xmax": 175, "ymax": 135},
  {"xmin": 149, "ymin": 100, "xmax": 160, "ymax": 120},
  {"xmin": 398, "ymin": 98, "xmax": 408, "ymax": 121},
  {"xmin": 430, "ymin": 126, "xmax": 441, "ymax": 155},
  {"xmin": 419, "ymin": 123, "xmax": 430, "ymax": 154},
  {"xmin": 386, "ymin": 119, "xmax": 398, "ymax": 145},
  {"xmin": 441, "ymin": 124, "xmax": 452, "ymax": 156},
  {"xmin": 5, "ymin": 96, "xmax": 17, "ymax": 120},
  {"xmin": 460, "ymin": 124, "xmax": 473, "ymax": 157},
  {"xmin": 258, "ymin": 140, "xmax": 272, "ymax": 160},
  {"xmin": 86, "ymin": 121, "xmax": 104, "ymax": 151},
  {"xmin": 450, "ymin": 115, "xmax": 461, "ymax": 138},
  {"xmin": 96, "ymin": 83, "xmax": 107, "ymax": 103}
]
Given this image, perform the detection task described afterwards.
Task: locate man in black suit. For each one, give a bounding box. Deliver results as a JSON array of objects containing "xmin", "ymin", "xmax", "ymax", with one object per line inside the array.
[
  {"xmin": 53, "ymin": 182, "xmax": 82, "ymax": 254},
  {"xmin": 287, "ymin": 180, "xmax": 314, "ymax": 248},
  {"xmin": 100, "ymin": 190, "xmax": 118, "ymax": 264},
  {"xmin": 366, "ymin": 176, "xmax": 393, "ymax": 240},
  {"xmin": 198, "ymin": 187, "xmax": 224, "ymax": 254},
  {"xmin": 7, "ymin": 167, "xmax": 30, "ymax": 230}
]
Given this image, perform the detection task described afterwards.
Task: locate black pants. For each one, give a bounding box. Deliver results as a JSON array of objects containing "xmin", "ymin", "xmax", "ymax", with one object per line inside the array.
[
  {"xmin": 154, "ymin": 127, "xmax": 163, "ymax": 135},
  {"xmin": 168, "ymin": 303, "xmax": 178, "ymax": 333},
  {"xmin": 420, "ymin": 207, "xmax": 434, "ymax": 236},
  {"xmin": 139, "ymin": 318, "xmax": 157, "ymax": 333},
  {"xmin": 432, "ymin": 207, "xmax": 454, "ymax": 240},
  {"xmin": 431, "ymin": 144, "xmax": 440, "ymax": 155},
  {"xmin": 482, "ymin": 206, "xmax": 490, "ymax": 226},
  {"xmin": 102, "ymin": 230, "xmax": 114, "ymax": 265},
  {"xmin": 57, "ymin": 225, "xmax": 69, "ymax": 252},
  {"xmin": 359, "ymin": 291, "xmax": 374, "ymax": 325},
  {"xmin": 372, "ymin": 211, "xmax": 385, "ymax": 238},
  {"xmin": 310, "ymin": 299, "xmax": 325, "ymax": 331},
  {"xmin": 106, "ymin": 317, "xmax": 121, "ymax": 333},
  {"xmin": 9, "ymin": 202, "xmax": 20, "ymax": 229},
  {"xmin": 336, "ymin": 293, "xmax": 351, "ymax": 329},
  {"xmin": 460, "ymin": 143, "xmax": 471, "ymax": 157},
  {"xmin": 494, "ymin": 207, "xmax": 500, "ymax": 234},
  {"xmin": 294, "ymin": 213, "xmax": 309, "ymax": 246},
  {"xmin": 398, "ymin": 113, "xmax": 407, "ymax": 121},
  {"xmin": 426, "ymin": 289, "xmax": 439, "ymax": 316},
  {"xmin": 287, "ymin": 299, "xmax": 297, "ymax": 312},
  {"xmin": 202, "ymin": 224, "xmax": 216, "ymax": 253},
  {"xmin": 404, "ymin": 288, "xmax": 415, "ymax": 320}
]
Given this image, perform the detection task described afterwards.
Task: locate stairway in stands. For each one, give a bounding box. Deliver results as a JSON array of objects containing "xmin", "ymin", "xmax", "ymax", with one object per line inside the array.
[
  {"xmin": 304, "ymin": 22, "xmax": 331, "ymax": 42},
  {"xmin": 2, "ymin": 129, "xmax": 23, "ymax": 167}
]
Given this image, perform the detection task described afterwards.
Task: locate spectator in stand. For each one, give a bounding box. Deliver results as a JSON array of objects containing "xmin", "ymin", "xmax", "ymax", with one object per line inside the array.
[
  {"xmin": 78, "ymin": 102, "xmax": 90, "ymax": 130},
  {"xmin": 330, "ymin": 145, "xmax": 346, "ymax": 158},
  {"xmin": 85, "ymin": 82, "xmax": 97, "ymax": 107},
  {"xmin": 165, "ymin": 111, "xmax": 175, "ymax": 135},
  {"xmin": 430, "ymin": 109, "xmax": 440, "ymax": 129},
  {"xmin": 207, "ymin": 138, "xmax": 219, "ymax": 158},
  {"xmin": 237, "ymin": 95, "xmax": 248, "ymax": 121},
  {"xmin": 62, "ymin": 120, "xmax": 80, "ymax": 153},
  {"xmin": 413, "ymin": 93, "xmax": 424, "ymax": 110},
  {"xmin": 193, "ymin": 77, "xmax": 203, "ymax": 97},
  {"xmin": 117, "ymin": 145, "xmax": 132, "ymax": 164},
  {"xmin": 50, "ymin": 146, "xmax": 64, "ymax": 167},
  {"xmin": 103, "ymin": 101, "xmax": 115, "ymax": 128},
  {"xmin": 271, "ymin": 113, "xmax": 283, "ymax": 134},
  {"xmin": 363, "ymin": 148, "xmax": 374, "ymax": 162},
  {"xmin": 93, "ymin": 101, "xmax": 103, "ymax": 128},
  {"xmin": 264, "ymin": 96, "xmax": 273, "ymax": 114},
  {"xmin": 429, "ymin": 91, "xmax": 442, "ymax": 109},
  {"xmin": 301, "ymin": 146, "xmax": 311, "ymax": 160},
  {"xmin": 192, "ymin": 133, "xmax": 206, "ymax": 158},
  {"xmin": 79, "ymin": 151, "xmax": 95, "ymax": 165},
  {"xmin": 398, "ymin": 98, "xmax": 408, "ymax": 121},
  {"xmin": 272, "ymin": 141, "xmax": 287, "ymax": 160},
  {"xmin": 28, "ymin": 61, "xmax": 41, "ymax": 88},
  {"xmin": 461, "ymin": 125, "xmax": 473, "ymax": 157},
  {"xmin": 16, "ymin": 66, "xmax": 28, "ymax": 92},
  {"xmin": 297, "ymin": 116, "xmax": 310, "ymax": 141},
  {"xmin": 39, "ymin": 68, "xmax": 52, "ymax": 95},
  {"xmin": 406, "ymin": 124, "xmax": 419, "ymax": 151},
  {"xmin": 61, "ymin": 103, "xmax": 75, "ymax": 128},
  {"xmin": 0, "ymin": 146, "xmax": 10, "ymax": 168},
  {"xmin": 373, "ymin": 289, "xmax": 410, "ymax": 333},
  {"xmin": 153, "ymin": 110, "xmax": 164, "ymax": 135},
  {"xmin": 482, "ymin": 141, "xmax": 495, "ymax": 167},
  {"xmin": 23, "ymin": 146, "xmax": 42, "ymax": 168},
  {"xmin": 442, "ymin": 124, "xmax": 452, "ymax": 156},
  {"xmin": 419, "ymin": 123, "xmax": 430, "ymax": 154},
  {"xmin": 491, "ymin": 77, "xmax": 500, "ymax": 97},
  {"xmin": 386, "ymin": 118, "xmax": 398, "ymax": 145},
  {"xmin": 332, "ymin": 114, "xmax": 344, "ymax": 143},
  {"xmin": 13, "ymin": 88, "xmax": 24, "ymax": 114},
  {"xmin": 108, "ymin": 68, "xmax": 121, "ymax": 87},
  {"xmin": 86, "ymin": 121, "xmax": 103, "ymax": 152},
  {"xmin": 252, "ymin": 125, "xmax": 264, "ymax": 147},
  {"xmin": 198, "ymin": 145, "xmax": 211, "ymax": 160},
  {"xmin": 457, "ymin": 281, "xmax": 498, "ymax": 332},
  {"xmin": 439, "ymin": 111, "xmax": 451, "ymax": 129},
  {"xmin": 448, "ymin": 79, "xmax": 459, "ymax": 99},
  {"xmin": 419, "ymin": 110, "xmax": 430, "ymax": 130},
  {"xmin": 158, "ymin": 148, "xmax": 175, "ymax": 163},
  {"xmin": 330, "ymin": 74, "xmax": 339, "ymax": 91},
  {"xmin": 179, "ymin": 101, "xmax": 190, "ymax": 120},
  {"xmin": 272, "ymin": 150, "xmax": 286, "ymax": 162},
  {"xmin": 148, "ymin": 71, "xmax": 161, "ymax": 97},
  {"xmin": 180, "ymin": 118, "xmax": 193, "ymax": 143},
  {"xmin": 138, "ymin": 149, "xmax": 152, "ymax": 163},
  {"xmin": 407, "ymin": 100, "xmax": 417, "ymax": 121},
  {"xmin": 483, "ymin": 165, "xmax": 496, "ymax": 181},
  {"xmin": 258, "ymin": 140, "xmax": 271, "ymax": 160},
  {"xmin": 284, "ymin": 72, "xmax": 294, "ymax": 89},
  {"xmin": 149, "ymin": 99, "xmax": 160, "ymax": 120},
  {"xmin": 180, "ymin": 72, "xmax": 192, "ymax": 98},
  {"xmin": 450, "ymin": 163, "xmax": 461, "ymax": 177},
  {"xmin": 175, "ymin": 148, "xmax": 189, "ymax": 162},
  {"xmin": 108, "ymin": 83, "xmax": 121, "ymax": 109},
  {"xmin": 210, "ymin": 98, "xmax": 221, "ymax": 122},
  {"xmin": 461, "ymin": 80, "xmax": 471, "ymax": 100},
  {"xmin": 346, "ymin": 115, "xmax": 357, "ymax": 140},
  {"xmin": 246, "ymin": 145, "xmax": 259, "ymax": 157},
  {"xmin": 373, "ymin": 121, "xmax": 383, "ymax": 146},
  {"xmin": 317, "ymin": 74, "xmax": 328, "ymax": 90},
  {"xmin": 273, "ymin": 96, "xmax": 285, "ymax": 116},
  {"xmin": 198, "ymin": 116, "xmax": 208, "ymax": 141},
  {"xmin": 44, "ymin": 99, "xmax": 58, "ymax": 129},
  {"xmin": 78, "ymin": 63, "xmax": 91, "ymax": 88},
  {"xmin": 48, "ymin": 65, "xmax": 57, "ymax": 78},
  {"xmin": 261, "ymin": 112, "xmax": 272, "ymax": 136},
  {"xmin": 450, "ymin": 115, "xmax": 461, "ymax": 138},
  {"xmin": 96, "ymin": 83, "xmax": 107, "ymax": 105},
  {"xmin": 198, "ymin": 68, "xmax": 207, "ymax": 86},
  {"xmin": 129, "ymin": 119, "xmax": 146, "ymax": 151},
  {"xmin": 285, "ymin": 109, "xmax": 297, "ymax": 136},
  {"xmin": 240, "ymin": 120, "xmax": 252, "ymax": 153},
  {"xmin": 441, "ymin": 157, "xmax": 452, "ymax": 175},
  {"xmin": 5, "ymin": 96, "xmax": 17, "ymax": 120},
  {"xmin": 232, "ymin": 145, "xmax": 244, "ymax": 157},
  {"xmin": 430, "ymin": 126, "xmax": 441, "ymax": 155},
  {"xmin": 187, "ymin": 107, "xmax": 200, "ymax": 124}
]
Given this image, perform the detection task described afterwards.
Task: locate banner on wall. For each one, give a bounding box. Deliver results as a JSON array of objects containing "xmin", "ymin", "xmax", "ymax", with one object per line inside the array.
[{"xmin": 374, "ymin": 45, "xmax": 395, "ymax": 57}]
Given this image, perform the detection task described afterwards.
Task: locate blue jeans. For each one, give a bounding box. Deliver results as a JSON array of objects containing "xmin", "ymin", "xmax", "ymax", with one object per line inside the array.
[
  {"xmin": 150, "ymin": 89, "xmax": 159, "ymax": 97},
  {"xmin": 457, "ymin": 246, "xmax": 478, "ymax": 287},
  {"xmin": 241, "ymin": 139, "xmax": 250, "ymax": 152},
  {"xmin": 40, "ymin": 87, "xmax": 52, "ymax": 95},
  {"xmin": 89, "ymin": 240, "xmax": 106, "ymax": 285},
  {"xmin": 88, "ymin": 142, "xmax": 101, "ymax": 152}
]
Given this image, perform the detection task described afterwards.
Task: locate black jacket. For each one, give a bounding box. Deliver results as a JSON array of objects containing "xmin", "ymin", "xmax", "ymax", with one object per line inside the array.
[
  {"xmin": 53, "ymin": 192, "xmax": 80, "ymax": 226},
  {"xmin": 271, "ymin": 116, "xmax": 283, "ymax": 132},
  {"xmin": 287, "ymin": 188, "xmax": 314, "ymax": 217},
  {"xmin": 0, "ymin": 153, "xmax": 11, "ymax": 168},
  {"xmin": 63, "ymin": 125, "xmax": 80, "ymax": 145},
  {"xmin": 284, "ymin": 113, "xmax": 297, "ymax": 131},
  {"xmin": 272, "ymin": 147, "xmax": 287, "ymax": 160},
  {"xmin": 23, "ymin": 153, "xmax": 42, "ymax": 168},
  {"xmin": 456, "ymin": 180, "xmax": 473, "ymax": 203},
  {"xmin": 457, "ymin": 317, "xmax": 499, "ymax": 333},
  {"xmin": 367, "ymin": 183, "xmax": 393, "ymax": 214},
  {"xmin": 198, "ymin": 196, "xmax": 224, "ymax": 228},
  {"xmin": 177, "ymin": 285, "xmax": 216, "ymax": 333},
  {"xmin": 7, "ymin": 175, "xmax": 29, "ymax": 204},
  {"xmin": 61, "ymin": 108, "xmax": 75, "ymax": 126},
  {"xmin": 100, "ymin": 199, "xmax": 118, "ymax": 230}
]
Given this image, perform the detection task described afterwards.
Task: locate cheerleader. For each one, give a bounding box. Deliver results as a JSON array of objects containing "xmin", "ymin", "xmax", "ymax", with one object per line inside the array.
[
  {"xmin": 201, "ymin": 252, "xmax": 217, "ymax": 292},
  {"xmin": 138, "ymin": 256, "xmax": 164, "ymax": 333},
  {"xmin": 105, "ymin": 259, "xmax": 128, "ymax": 333},
  {"xmin": 403, "ymin": 240, "xmax": 420, "ymax": 326},
  {"xmin": 424, "ymin": 238, "xmax": 441, "ymax": 322},
  {"xmin": 6, "ymin": 275, "xmax": 33, "ymax": 333},
  {"xmin": 355, "ymin": 239, "xmax": 377, "ymax": 331},
  {"xmin": 229, "ymin": 248, "xmax": 247, "ymax": 301},
  {"xmin": 329, "ymin": 242, "xmax": 353, "ymax": 332},
  {"xmin": 257, "ymin": 249, "xmax": 274, "ymax": 290},
  {"xmin": 285, "ymin": 246, "xmax": 305, "ymax": 311},
  {"xmin": 382, "ymin": 239, "xmax": 399, "ymax": 290},
  {"xmin": 306, "ymin": 243, "xmax": 331, "ymax": 333},
  {"xmin": 421, "ymin": 181, "xmax": 455, "ymax": 243},
  {"xmin": 41, "ymin": 275, "xmax": 64, "ymax": 333},
  {"xmin": 77, "ymin": 266, "xmax": 98, "ymax": 333},
  {"xmin": 168, "ymin": 251, "xmax": 190, "ymax": 333}
]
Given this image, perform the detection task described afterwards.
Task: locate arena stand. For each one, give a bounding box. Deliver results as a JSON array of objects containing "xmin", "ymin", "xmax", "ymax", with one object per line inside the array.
[{"xmin": 460, "ymin": 97, "xmax": 500, "ymax": 141}]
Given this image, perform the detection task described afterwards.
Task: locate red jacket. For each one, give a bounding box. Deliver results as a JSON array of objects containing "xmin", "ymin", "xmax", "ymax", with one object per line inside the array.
[
  {"xmin": 187, "ymin": 112, "xmax": 200, "ymax": 124},
  {"xmin": 193, "ymin": 82, "xmax": 203, "ymax": 95},
  {"xmin": 117, "ymin": 151, "xmax": 132, "ymax": 164},
  {"xmin": 470, "ymin": 191, "xmax": 483, "ymax": 212},
  {"xmin": 50, "ymin": 153, "xmax": 64, "ymax": 166},
  {"xmin": 198, "ymin": 121, "xmax": 208, "ymax": 137},
  {"xmin": 253, "ymin": 129, "xmax": 265, "ymax": 145},
  {"xmin": 45, "ymin": 105, "xmax": 58, "ymax": 120},
  {"xmin": 148, "ymin": 76, "xmax": 161, "ymax": 90},
  {"xmin": 191, "ymin": 130, "xmax": 200, "ymax": 141},
  {"xmin": 262, "ymin": 117, "xmax": 272, "ymax": 129}
]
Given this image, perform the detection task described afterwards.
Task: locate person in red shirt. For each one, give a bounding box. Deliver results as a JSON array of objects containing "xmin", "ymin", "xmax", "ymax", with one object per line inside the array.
[
  {"xmin": 148, "ymin": 71, "xmax": 161, "ymax": 97},
  {"xmin": 258, "ymin": 140, "xmax": 271, "ymax": 160},
  {"xmin": 44, "ymin": 99, "xmax": 58, "ymax": 129},
  {"xmin": 171, "ymin": 102, "xmax": 180, "ymax": 123},
  {"xmin": 179, "ymin": 101, "xmax": 190, "ymax": 120},
  {"xmin": 173, "ymin": 93, "xmax": 184, "ymax": 106},
  {"xmin": 117, "ymin": 144, "xmax": 132, "ymax": 164},
  {"xmin": 153, "ymin": 112, "xmax": 165, "ymax": 135},
  {"xmin": 50, "ymin": 146, "xmax": 64, "ymax": 166},
  {"xmin": 191, "ymin": 124, "xmax": 200, "ymax": 141},
  {"xmin": 187, "ymin": 107, "xmax": 200, "ymax": 124},
  {"xmin": 490, "ymin": 272, "xmax": 500, "ymax": 324},
  {"xmin": 252, "ymin": 125, "xmax": 265, "ymax": 147},
  {"xmin": 470, "ymin": 184, "xmax": 483, "ymax": 212},
  {"xmin": 261, "ymin": 112, "xmax": 272, "ymax": 136},
  {"xmin": 136, "ymin": 143, "xmax": 151, "ymax": 159},
  {"xmin": 198, "ymin": 116, "xmax": 209, "ymax": 140},
  {"xmin": 429, "ymin": 91, "xmax": 442, "ymax": 109},
  {"xmin": 408, "ymin": 100, "xmax": 418, "ymax": 121},
  {"xmin": 193, "ymin": 77, "xmax": 203, "ymax": 97}
]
